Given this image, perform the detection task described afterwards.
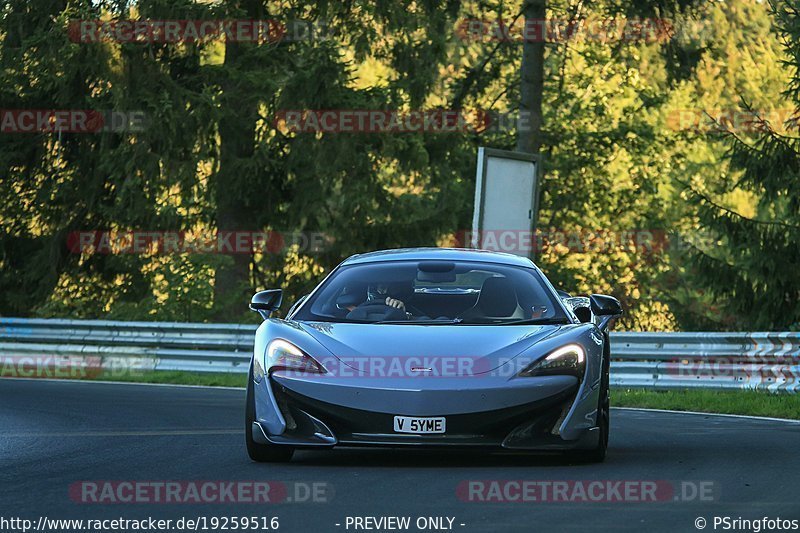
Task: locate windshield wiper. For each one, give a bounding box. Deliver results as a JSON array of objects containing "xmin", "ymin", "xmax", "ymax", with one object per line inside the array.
[
  {"xmin": 495, "ymin": 317, "xmax": 569, "ymax": 326},
  {"xmin": 375, "ymin": 318, "xmax": 464, "ymax": 325},
  {"xmin": 457, "ymin": 317, "xmax": 569, "ymax": 326},
  {"xmin": 373, "ymin": 317, "xmax": 569, "ymax": 326}
]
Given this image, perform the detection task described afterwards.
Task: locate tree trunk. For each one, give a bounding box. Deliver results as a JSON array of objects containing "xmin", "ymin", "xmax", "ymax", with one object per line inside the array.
[
  {"xmin": 212, "ymin": 0, "xmax": 262, "ymax": 320},
  {"xmin": 516, "ymin": 0, "xmax": 546, "ymax": 154}
]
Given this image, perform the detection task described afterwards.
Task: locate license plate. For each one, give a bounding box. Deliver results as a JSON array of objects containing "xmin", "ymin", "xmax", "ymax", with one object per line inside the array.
[{"xmin": 393, "ymin": 416, "xmax": 446, "ymax": 434}]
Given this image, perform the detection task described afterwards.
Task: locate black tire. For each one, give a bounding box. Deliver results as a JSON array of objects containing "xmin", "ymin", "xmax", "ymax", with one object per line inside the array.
[
  {"xmin": 583, "ymin": 357, "xmax": 610, "ymax": 463},
  {"xmin": 565, "ymin": 343, "xmax": 610, "ymax": 464},
  {"xmin": 245, "ymin": 365, "xmax": 294, "ymax": 463}
]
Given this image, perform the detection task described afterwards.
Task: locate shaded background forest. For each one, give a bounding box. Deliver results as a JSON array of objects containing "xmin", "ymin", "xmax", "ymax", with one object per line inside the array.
[{"xmin": 1, "ymin": 0, "xmax": 798, "ymax": 331}]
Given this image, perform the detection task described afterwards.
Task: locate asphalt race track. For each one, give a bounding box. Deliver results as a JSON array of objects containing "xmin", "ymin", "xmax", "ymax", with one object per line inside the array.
[{"xmin": 1, "ymin": 379, "xmax": 798, "ymax": 533}]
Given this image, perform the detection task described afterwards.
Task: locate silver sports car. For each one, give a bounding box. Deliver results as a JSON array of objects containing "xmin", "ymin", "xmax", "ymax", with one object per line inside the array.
[{"xmin": 245, "ymin": 248, "xmax": 622, "ymax": 462}]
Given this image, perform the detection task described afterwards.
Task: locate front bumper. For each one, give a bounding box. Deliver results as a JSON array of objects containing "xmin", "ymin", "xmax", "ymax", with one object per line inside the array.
[{"xmin": 252, "ymin": 372, "xmax": 600, "ymax": 451}]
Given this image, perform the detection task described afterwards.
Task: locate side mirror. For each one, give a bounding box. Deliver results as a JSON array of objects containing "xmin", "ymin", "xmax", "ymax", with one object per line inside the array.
[
  {"xmin": 589, "ymin": 294, "xmax": 622, "ymax": 316},
  {"xmin": 250, "ymin": 289, "xmax": 283, "ymax": 320},
  {"xmin": 589, "ymin": 294, "xmax": 622, "ymax": 330}
]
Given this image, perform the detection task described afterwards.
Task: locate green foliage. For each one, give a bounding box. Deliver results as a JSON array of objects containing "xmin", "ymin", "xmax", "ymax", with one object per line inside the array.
[
  {"xmin": 0, "ymin": 0, "xmax": 795, "ymax": 331},
  {"xmin": 680, "ymin": 0, "xmax": 800, "ymax": 331}
]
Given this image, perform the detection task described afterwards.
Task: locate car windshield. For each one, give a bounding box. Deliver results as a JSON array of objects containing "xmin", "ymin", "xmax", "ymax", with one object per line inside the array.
[{"xmin": 292, "ymin": 260, "xmax": 569, "ymax": 325}]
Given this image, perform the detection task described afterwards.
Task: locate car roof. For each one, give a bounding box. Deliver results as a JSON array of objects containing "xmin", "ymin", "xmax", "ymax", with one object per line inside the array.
[{"xmin": 340, "ymin": 248, "xmax": 537, "ymax": 268}]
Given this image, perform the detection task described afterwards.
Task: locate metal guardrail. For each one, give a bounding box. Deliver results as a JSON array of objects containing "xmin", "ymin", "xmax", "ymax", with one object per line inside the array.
[
  {"xmin": 0, "ymin": 318, "xmax": 257, "ymax": 374},
  {"xmin": 1, "ymin": 318, "xmax": 798, "ymax": 392},
  {"xmin": 611, "ymin": 332, "xmax": 800, "ymax": 392}
]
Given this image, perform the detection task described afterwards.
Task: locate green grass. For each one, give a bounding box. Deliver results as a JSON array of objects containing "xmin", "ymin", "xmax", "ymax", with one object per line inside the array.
[
  {"xmin": 4, "ymin": 370, "xmax": 799, "ymax": 420},
  {"xmin": 0, "ymin": 369, "xmax": 250, "ymax": 388},
  {"xmin": 613, "ymin": 388, "xmax": 800, "ymax": 420},
  {"xmin": 97, "ymin": 370, "xmax": 248, "ymax": 387}
]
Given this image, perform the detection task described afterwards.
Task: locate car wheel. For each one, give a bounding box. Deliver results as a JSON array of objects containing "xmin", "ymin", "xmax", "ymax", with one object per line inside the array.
[
  {"xmin": 245, "ymin": 364, "xmax": 294, "ymax": 463},
  {"xmin": 565, "ymin": 349, "xmax": 609, "ymax": 464},
  {"xmin": 584, "ymin": 347, "xmax": 610, "ymax": 463},
  {"xmin": 584, "ymin": 370, "xmax": 610, "ymax": 463}
]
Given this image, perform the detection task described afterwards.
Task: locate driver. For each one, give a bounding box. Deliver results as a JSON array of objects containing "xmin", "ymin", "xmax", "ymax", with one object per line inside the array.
[
  {"xmin": 334, "ymin": 279, "xmax": 450, "ymax": 321},
  {"xmin": 339, "ymin": 282, "xmax": 409, "ymax": 318},
  {"xmin": 366, "ymin": 283, "xmax": 406, "ymax": 312}
]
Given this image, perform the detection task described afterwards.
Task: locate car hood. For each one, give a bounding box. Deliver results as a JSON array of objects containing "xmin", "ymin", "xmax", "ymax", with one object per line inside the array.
[{"xmin": 295, "ymin": 322, "xmax": 565, "ymax": 377}]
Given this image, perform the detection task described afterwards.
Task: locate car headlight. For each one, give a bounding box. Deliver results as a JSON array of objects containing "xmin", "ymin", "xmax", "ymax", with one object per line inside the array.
[
  {"xmin": 517, "ymin": 344, "xmax": 585, "ymax": 379},
  {"xmin": 266, "ymin": 339, "xmax": 326, "ymax": 374}
]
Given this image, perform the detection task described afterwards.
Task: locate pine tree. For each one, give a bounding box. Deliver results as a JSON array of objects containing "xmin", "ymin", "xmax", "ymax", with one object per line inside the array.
[{"xmin": 684, "ymin": 0, "xmax": 800, "ymax": 330}]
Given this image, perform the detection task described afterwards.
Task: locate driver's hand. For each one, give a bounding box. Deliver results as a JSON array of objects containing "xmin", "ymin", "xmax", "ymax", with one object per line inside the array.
[{"xmin": 385, "ymin": 297, "xmax": 405, "ymax": 311}]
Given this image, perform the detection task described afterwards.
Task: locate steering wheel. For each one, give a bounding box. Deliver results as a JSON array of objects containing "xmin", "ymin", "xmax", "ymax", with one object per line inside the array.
[{"xmin": 346, "ymin": 301, "xmax": 407, "ymax": 322}]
